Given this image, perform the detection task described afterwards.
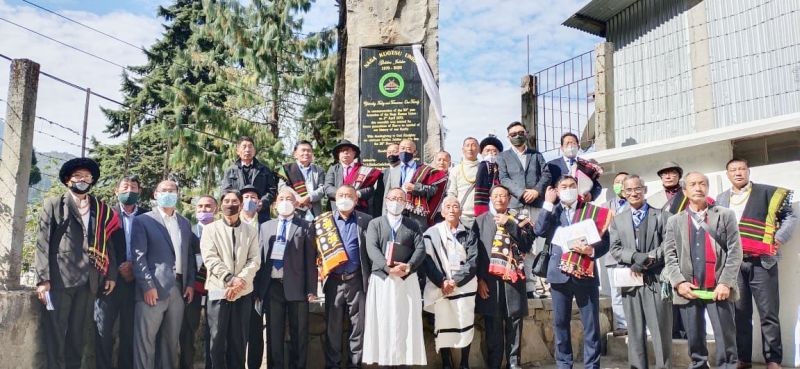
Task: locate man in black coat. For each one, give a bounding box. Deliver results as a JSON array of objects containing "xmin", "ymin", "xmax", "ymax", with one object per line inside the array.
[{"xmin": 221, "ymin": 136, "xmax": 278, "ymax": 223}]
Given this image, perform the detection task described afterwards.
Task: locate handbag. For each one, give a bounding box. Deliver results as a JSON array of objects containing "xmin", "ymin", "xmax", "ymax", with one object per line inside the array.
[{"xmin": 531, "ymin": 242, "xmax": 551, "ymax": 278}]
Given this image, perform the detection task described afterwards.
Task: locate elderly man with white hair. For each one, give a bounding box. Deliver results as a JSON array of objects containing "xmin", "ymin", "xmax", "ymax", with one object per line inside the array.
[{"xmin": 423, "ymin": 196, "xmax": 479, "ymax": 369}]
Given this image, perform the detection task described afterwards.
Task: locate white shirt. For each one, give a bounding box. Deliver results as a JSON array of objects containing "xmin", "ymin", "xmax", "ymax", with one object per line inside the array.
[
  {"xmin": 271, "ymin": 216, "xmax": 294, "ymax": 279},
  {"xmin": 158, "ymin": 207, "xmax": 183, "ymax": 274},
  {"xmin": 512, "ymin": 145, "xmax": 528, "ymax": 167},
  {"xmin": 447, "ymin": 159, "xmax": 479, "ymax": 219},
  {"xmin": 729, "ymin": 182, "xmax": 752, "ymax": 222},
  {"xmin": 70, "ymin": 193, "xmax": 90, "ymax": 234},
  {"xmin": 688, "ymin": 207, "xmax": 708, "ymax": 229},
  {"xmin": 386, "ymin": 214, "xmax": 403, "ymax": 234}
]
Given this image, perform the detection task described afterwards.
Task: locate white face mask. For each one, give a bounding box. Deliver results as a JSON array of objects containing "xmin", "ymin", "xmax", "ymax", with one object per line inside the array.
[
  {"xmin": 483, "ymin": 154, "xmax": 497, "ymax": 164},
  {"xmin": 276, "ymin": 200, "xmax": 295, "ymax": 217},
  {"xmin": 559, "ymin": 188, "xmax": 579, "ymax": 205},
  {"xmin": 336, "ymin": 198, "xmax": 355, "ymax": 212},
  {"xmin": 386, "ymin": 201, "xmax": 404, "ymax": 216},
  {"xmin": 563, "ymin": 145, "xmax": 579, "ymax": 159}
]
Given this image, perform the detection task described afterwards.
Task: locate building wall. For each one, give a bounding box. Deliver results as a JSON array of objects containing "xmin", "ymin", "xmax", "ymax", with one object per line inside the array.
[{"xmin": 606, "ymin": 0, "xmax": 695, "ymax": 147}]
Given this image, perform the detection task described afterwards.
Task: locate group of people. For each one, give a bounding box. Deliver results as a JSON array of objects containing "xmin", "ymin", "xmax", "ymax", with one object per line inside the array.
[{"xmin": 34, "ymin": 122, "xmax": 795, "ymax": 369}]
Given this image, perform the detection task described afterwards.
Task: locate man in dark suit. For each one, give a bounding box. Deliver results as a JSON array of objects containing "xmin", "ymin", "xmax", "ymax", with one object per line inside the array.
[
  {"xmin": 324, "ymin": 140, "xmax": 381, "ymax": 215},
  {"xmin": 473, "ymin": 184, "xmax": 534, "ymax": 369},
  {"xmin": 221, "ymin": 136, "xmax": 278, "ymax": 223},
  {"xmin": 255, "ymin": 187, "xmax": 318, "ymax": 369},
  {"xmin": 496, "ymin": 121, "xmax": 551, "ymax": 298},
  {"xmin": 323, "ymin": 185, "xmax": 373, "ymax": 369},
  {"xmin": 131, "ymin": 179, "xmax": 198, "ymax": 369},
  {"xmin": 35, "ymin": 158, "xmax": 119, "ymax": 369},
  {"xmin": 534, "ymin": 176, "xmax": 610, "ymax": 369},
  {"xmin": 663, "ymin": 172, "xmax": 743, "ymax": 369},
  {"xmin": 278, "ymin": 140, "xmax": 326, "ymax": 222},
  {"xmin": 546, "ymin": 132, "xmax": 602, "ymax": 202},
  {"xmin": 96, "ymin": 175, "xmax": 146, "ymax": 369},
  {"xmin": 362, "ymin": 187, "xmax": 428, "ymax": 366},
  {"xmin": 716, "ymin": 159, "xmax": 795, "ymax": 369},
  {"xmin": 609, "ymin": 174, "xmax": 672, "ymax": 369}
]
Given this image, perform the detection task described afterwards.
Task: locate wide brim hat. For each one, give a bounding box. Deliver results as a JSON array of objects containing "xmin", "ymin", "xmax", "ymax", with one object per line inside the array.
[
  {"xmin": 656, "ymin": 161, "xmax": 683, "ymax": 177},
  {"xmin": 332, "ymin": 139, "xmax": 361, "ymax": 159},
  {"xmin": 239, "ymin": 185, "xmax": 262, "ymax": 198},
  {"xmin": 480, "ymin": 135, "xmax": 503, "ymax": 152},
  {"xmin": 59, "ymin": 157, "xmax": 100, "ymax": 185}
]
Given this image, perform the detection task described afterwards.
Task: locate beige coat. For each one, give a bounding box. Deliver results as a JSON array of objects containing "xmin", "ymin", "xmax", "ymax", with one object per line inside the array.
[{"xmin": 200, "ymin": 219, "xmax": 261, "ymax": 300}]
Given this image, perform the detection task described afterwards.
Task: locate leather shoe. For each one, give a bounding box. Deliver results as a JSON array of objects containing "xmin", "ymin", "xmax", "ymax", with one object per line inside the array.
[
  {"xmin": 612, "ymin": 328, "xmax": 628, "ymax": 336},
  {"xmin": 766, "ymin": 362, "xmax": 781, "ymax": 369},
  {"xmin": 736, "ymin": 361, "xmax": 752, "ymax": 369}
]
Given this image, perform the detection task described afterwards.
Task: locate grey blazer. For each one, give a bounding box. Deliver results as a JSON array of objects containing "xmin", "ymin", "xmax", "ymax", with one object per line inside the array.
[
  {"xmin": 609, "ymin": 207, "xmax": 671, "ymax": 287},
  {"xmin": 131, "ymin": 210, "xmax": 198, "ymax": 301},
  {"xmin": 278, "ymin": 163, "xmax": 326, "ymax": 216},
  {"xmin": 496, "ymin": 148, "xmax": 551, "ymax": 209},
  {"xmin": 35, "ymin": 193, "xmax": 119, "ymax": 295},
  {"xmin": 324, "ymin": 163, "xmax": 375, "ymax": 211},
  {"xmin": 716, "ymin": 184, "xmax": 797, "ymax": 269},
  {"xmin": 255, "ymin": 216, "xmax": 318, "ymax": 302},
  {"xmin": 662, "ymin": 205, "xmax": 743, "ymax": 305},
  {"xmin": 364, "ymin": 216, "xmax": 426, "ymax": 279}
]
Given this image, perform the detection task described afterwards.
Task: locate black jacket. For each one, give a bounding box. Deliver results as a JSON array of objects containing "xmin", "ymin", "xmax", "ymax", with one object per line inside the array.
[{"xmin": 221, "ymin": 158, "xmax": 278, "ymax": 223}]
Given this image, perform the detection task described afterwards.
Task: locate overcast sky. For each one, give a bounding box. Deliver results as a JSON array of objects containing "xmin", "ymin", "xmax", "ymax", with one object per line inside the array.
[{"xmin": 0, "ymin": 0, "xmax": 600, "ymax": 163}]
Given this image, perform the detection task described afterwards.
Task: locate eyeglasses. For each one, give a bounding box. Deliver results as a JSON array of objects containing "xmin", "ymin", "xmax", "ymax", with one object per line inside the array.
[
  {"xmin": 623, "ymin": 187, "xmax": 645, "ymax": 195},
  {"xmin": 71, "ymin": 174, "xmax": 93, "ymax": 181}
]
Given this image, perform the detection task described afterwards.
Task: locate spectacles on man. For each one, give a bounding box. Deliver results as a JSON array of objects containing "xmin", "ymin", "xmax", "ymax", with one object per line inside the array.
[
  {"xmin": 623, "ymin": 187, "xmax": 645, "ymax": 195},
  {"xmin": 71, "ymin": 174, "xmax": 93, "ymax": 181}
]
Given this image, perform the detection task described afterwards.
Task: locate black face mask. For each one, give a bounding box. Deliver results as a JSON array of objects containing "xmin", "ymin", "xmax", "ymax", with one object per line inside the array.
[
  {"xmin": 387, "ymin": 155, "xmax": 400, "ymax": 164},
  {"xmin": 70, "ymin": 181, "xmax": 92, "ymax": 195},
  {"xmin": 399, "ymin": 151, "xmax": 413, "ymax": 164},
  {"xmin": 222, "ymin": 205, "xmax": 240, "ymax": 216}
]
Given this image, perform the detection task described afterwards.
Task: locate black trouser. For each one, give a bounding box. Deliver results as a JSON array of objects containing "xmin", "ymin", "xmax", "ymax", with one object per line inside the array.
[
  {"xmin": 679, "ymin": 299, "xmax": 738, "ymax": 369},
  {"xmin": 268, "ymin": 279, "xmax": 310, "ymax": 369},
  {"xmin": 483, "ymin": 285, "xmax": 522, "ymax": 369},
  {"xmin": 736, "ymin": 258, "xmax": 782, "ymax": 364},
  {"xmin": 207, "ymin": 294, "xmax": 252, "ymax": 369},
  {"xmin": 323, "ymin": 274, "xmax": 366, "ymax": 369},
  {"xmin": 44, "ymin": 283, "xmax": 90, "ymax": 369},
  {"xmin": 440, "ymin": 346, "xmax": 471, "ymax": 368},
  {"xmin": 180, "ymin": 292, "xmax": 203, "ymax": 369},
  {"xmin": 95, "ymin": 280, "xmax": 135, "ymax": 369},
  {"xmin": 247, "ymin": 302, "xmax": 265, "ymax": 369}
]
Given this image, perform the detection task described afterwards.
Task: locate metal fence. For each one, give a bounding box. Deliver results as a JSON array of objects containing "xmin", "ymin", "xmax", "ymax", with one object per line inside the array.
[{"xmin": 533, "ymin": 50, "xmax": 595, "ymax": 158}]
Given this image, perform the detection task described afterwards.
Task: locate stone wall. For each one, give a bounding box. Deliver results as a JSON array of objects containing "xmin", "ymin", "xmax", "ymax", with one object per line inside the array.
[{"xmin": 0, "ymin": 288, "xmax": 611, "ymax": 369}]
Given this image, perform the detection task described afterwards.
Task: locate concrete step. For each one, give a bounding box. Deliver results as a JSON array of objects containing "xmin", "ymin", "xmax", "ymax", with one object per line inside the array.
[{"xmin": 605, "ymin": 332, "xmax": 719, "ymax": 367}]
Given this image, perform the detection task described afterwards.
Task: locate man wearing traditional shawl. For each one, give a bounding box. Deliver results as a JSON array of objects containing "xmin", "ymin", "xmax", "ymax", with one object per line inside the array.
[
  {"xmin": 429, "ymin": 151, "xmax": 452, "ymax": 224},
  {"xmin": 35, "ymin": 158, "xmax": 120, "ymax": 369},
  {"xmin": 546, "ymin": 132, "xmax": 603, "ymax": 202},
  {"xmin": 663, "ymin": 172, "xmax": 742, "ymax": 369},
  {"xmin": 473, "ymin": 185, "xmax": 534, "ymax": 369},
  {"xmin": 423, "ymin": 196, "xmax": 479, "ymax": 369},
  {"xmin": 446, "ymin": 137, "xmax": 481, "ymax": 226},
  {"xmin": 318, "ymin": 185, "xmax": 373, "ymax": 369},
  {"xmin": 473, "ymin": 135, "xmax": 503, "ymax": 218},
  {"xmin": 278, "ymin": 140, "xmax": 326, "ymax": 222},
  {"xmin": 382, "ymin": 139, "xmax": 447, "ymax": 229},
  {"xmin": 534, "ymin": 175, "xmax": 611, "ymax": 369},
  {"xmin": 324, "ymin": 139, "xmax": 382, "ymax": 215},
  {"xmin": 716, "ymin": 159, "xmax": 796, "ymax": 369}
]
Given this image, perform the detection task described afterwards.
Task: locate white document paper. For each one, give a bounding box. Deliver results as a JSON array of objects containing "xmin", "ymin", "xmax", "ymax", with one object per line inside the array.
[
  {"xmin": 207, "ymin": 289, "xmax": 226, "ymax": 301},
  {"xmin": 552, "ymin": 219, "xmax": 602, "ymax": 250},
  {"xmin": 45, "ymin": 291, "xmax": 55, "ymax": 311},
  {"xmin": 576, "ymin": 170, "xmax": 594, "ymax": 195},
  {"xmin": 270, "ymin": 241, "xmax": 286, "ymax": 260},
  {"xmin": 611, "ymin": 267, "xmax": 644, "ymax": 288}
]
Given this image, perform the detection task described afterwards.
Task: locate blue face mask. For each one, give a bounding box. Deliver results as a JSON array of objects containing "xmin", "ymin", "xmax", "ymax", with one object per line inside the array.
[
  {"xmin": 399, "ymin": 151, "xmax": 413, "ymax": 164},
  {"xmin": 243, "ymin": 199, "xmax": 258, "ymax": 213},
  {"xmin": 156, "ymin": 192, "xmax": 178, "ymax": 208}
]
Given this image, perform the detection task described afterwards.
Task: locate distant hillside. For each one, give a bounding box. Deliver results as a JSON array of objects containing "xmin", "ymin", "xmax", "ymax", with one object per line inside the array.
[{"xmin": 28, "ymin": 151, "xmax": 76, "ymax": 203}]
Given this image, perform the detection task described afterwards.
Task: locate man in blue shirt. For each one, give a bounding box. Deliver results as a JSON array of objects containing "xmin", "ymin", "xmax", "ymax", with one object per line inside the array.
[{"xmin": 323, "ymin": 185, "xmax": 373, "ymax": 369}]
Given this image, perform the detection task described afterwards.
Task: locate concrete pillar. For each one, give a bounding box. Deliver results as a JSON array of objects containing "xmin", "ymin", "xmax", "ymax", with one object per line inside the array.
[
  {"xmin": 594, "ymin": 42, "xmax": 615, "ymax": 150},
  {"xmin": 687, "ymin": 0, "xmax": 715, "ymax": 131},
  {"xmin": 0, "ymin": 59, "xmax": 39, "ymax": 290},
  {"xmin": 520, "ymin": 75, "xmax": 538, "ymax": 149}
]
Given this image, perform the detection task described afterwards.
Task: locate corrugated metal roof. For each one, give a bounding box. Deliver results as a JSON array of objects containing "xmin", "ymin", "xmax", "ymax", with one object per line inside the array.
[{"xmin": 562, "ymin": 0, "xmax": 642, "ymax": 36}]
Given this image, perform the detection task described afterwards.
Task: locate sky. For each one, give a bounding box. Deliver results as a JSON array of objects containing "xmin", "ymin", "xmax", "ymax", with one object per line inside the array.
[{"xmin": 0, "ymin": 0, "xmax": 600, "ymax": 165}]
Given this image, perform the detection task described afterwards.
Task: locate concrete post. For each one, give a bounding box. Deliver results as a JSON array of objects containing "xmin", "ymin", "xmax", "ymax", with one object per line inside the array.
[
  {"xmin": 0, "ymin": 59, "xmax": 39, "ymax": 290},
  {"xmin": 594, "ymin": 42, "xmax": 615, "ymax": 150},
  {"xmin": 520, "ymin": 75, "xmax": 538, "ymax": 149},
  {"xmin": 687, "ymin": 0, "xmax": 715, "ymax": 131}
]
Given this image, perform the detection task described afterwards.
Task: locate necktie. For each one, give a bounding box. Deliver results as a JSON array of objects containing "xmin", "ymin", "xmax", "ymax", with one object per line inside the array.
[
  {"xmin": 632, "ymin": 209, "xmax": 643, "ymax": 228},
  {"xmin": 568, "ymin": 158, "xmax": 576, "ymax": 166},
  {"xmin": 274, "ymin": 219, "xmax": 288, "ymax": 270}
]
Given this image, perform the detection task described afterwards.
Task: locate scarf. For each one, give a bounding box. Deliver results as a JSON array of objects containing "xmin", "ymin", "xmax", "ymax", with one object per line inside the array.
[
  {"xmin": 87, "ymin": 197, "xmax": 121, "ymax": 277},
  {"xmin": 487, "ymin": 209, "xmax": 531, "ymax": 283},
  {"xmin": 474, "ymin": 161, "xmax": 500, "ymax": 217},
  {"xmin": 403, "ymin": 163, "xmax": 446, "ymax": 219},
  {"xmin": 277, "ymin": 163, "xmax": 309, "ymax": 197},
  {"xmin": 667, "ymin": 190, "xmax": 715, "ymax": 214},
  {"xmin": 314, "ymin": 211, "xmax": 349, "ymax": 279},
  {"xmin": 738, "ymin": 183, "xmax": 792, "ymax": 256},
  {"xmin": 343, "ymin": 163, "xmax": 382, "ymax": 210},
  {"xmin": 559, "ymin": 201, "xmax": 611, "ymax": 279},
  {"xmin": 576, "ymin": 158, "xmax": 603, "ymax": 179},
  {"xmin": 426, "ymin": 174, "xmax": 450, "ymax": 225}
]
